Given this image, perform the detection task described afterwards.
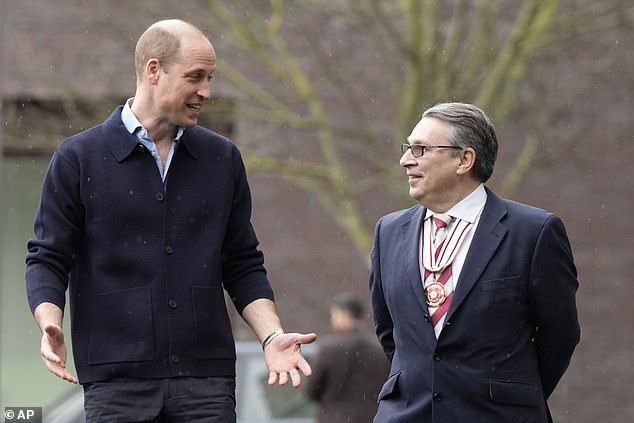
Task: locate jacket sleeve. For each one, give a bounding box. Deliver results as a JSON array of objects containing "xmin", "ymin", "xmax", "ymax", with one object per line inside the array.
[
  {"xmin": 25, "ymin": 150, "xmax": 83, "ymax": 314},
  {"xmin": 369, "ymin": 217, "xmax": 395, "ymax": 362},
  {"xmin": 221, "ymin": 146, "xmax": 274, "ymax": 313},
  {"xmin": 529, "ymin": 214, "xmax": 580, "ymax": 397}
]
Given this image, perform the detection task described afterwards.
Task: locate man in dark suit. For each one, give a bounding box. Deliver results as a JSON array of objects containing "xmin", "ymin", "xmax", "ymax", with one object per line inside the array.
[
  {"xmin": 369, "ymin": 102, "xmax": 580, "ymax": 423},
  {"xmin": 306, "ymin": 293, "xmax": 389, "ymax": 423}
]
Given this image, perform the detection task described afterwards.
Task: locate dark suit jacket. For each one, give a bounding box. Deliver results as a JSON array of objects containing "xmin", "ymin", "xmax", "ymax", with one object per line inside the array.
[
  {"xmin": 306, "ymin": 330, "xmax": 390, "ymax": 423},
  {"xmin": 369, "ymin": 189, "xmax": 580, "ymax": 423}
]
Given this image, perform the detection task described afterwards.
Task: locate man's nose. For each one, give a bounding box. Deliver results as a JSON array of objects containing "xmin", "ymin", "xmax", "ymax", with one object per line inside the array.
[
  {"xmin": 400, "ymin": 150, "xmax": 416, "ymax": 167},
  {"xmin": 198, "ymin": 81, "xmax": 211, "ymax": 100}
]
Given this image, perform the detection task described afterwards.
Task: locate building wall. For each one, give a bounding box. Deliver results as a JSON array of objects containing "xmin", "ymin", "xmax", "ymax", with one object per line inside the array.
[{"xmin": 1, "ymin": 1, "xmax": 633, "ymax": 421}]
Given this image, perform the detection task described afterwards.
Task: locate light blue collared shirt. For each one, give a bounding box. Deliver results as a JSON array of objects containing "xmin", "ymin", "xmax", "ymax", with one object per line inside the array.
[{"xmin": 121, "ymin": 98, "xmax": 184, "ymax": 182}]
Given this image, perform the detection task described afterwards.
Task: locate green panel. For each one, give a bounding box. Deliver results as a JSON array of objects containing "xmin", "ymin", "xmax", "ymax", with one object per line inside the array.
[{"xmin": 0, "ymin": 158, "xmax": 75, "ymax": 410}]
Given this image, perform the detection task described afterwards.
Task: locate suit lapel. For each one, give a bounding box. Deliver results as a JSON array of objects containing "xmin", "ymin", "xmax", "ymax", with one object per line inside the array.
[
  {"xmin": 400, "ymin": 206, "xmax": 428, "ymax": 313},
  {"xmin": 445, "ymin": 190, "xmax": 508, "ymax": 323}
]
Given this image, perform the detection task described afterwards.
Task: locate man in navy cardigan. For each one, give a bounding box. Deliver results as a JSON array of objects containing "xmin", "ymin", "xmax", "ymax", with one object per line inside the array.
[{"xmin": 26, "ymin": 19, "xmax": 315, "ymax": 422}]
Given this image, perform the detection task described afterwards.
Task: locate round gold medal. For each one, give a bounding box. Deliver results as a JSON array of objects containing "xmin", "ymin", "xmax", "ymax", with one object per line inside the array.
[{"xmin": 425, "ymin": 282, "xmax": 447, "ymax": 307}]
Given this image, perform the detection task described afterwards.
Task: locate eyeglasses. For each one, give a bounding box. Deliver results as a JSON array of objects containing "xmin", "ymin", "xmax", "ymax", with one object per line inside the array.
[{"xmin": 400, "ymin": 144, "xmax": 462, "ymax": 158}]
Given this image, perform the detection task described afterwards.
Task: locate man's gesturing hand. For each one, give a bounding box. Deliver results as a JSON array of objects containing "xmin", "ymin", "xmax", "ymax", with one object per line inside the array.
[
  {"xmin": 41, "ymin": 324, "xmax": 78, "ymax": 384},
  {"xmin": 264, "ymin": 332, "xmax": 317, "ymax": 388}
]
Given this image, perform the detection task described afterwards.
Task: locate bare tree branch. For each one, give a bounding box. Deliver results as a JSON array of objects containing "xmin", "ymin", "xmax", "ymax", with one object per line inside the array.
[{"xmin": 199, "ymin": 0, "xmax": 629, "ymax": 257}]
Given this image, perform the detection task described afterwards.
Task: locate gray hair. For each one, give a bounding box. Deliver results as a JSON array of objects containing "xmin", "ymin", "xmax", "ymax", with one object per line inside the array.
[{"xmin": 423, "ymin": 102, "xmax": 498, "ymax": 182}]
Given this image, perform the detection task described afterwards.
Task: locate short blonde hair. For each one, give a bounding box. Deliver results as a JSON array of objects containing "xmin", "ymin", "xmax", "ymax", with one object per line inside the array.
[{"xmin": 134, "ymin": 20, "xmax": 207, "ymax": 80}]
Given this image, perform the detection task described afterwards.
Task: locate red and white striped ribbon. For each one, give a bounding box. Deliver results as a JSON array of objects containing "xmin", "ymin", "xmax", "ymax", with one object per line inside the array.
[{"xmin": 421, "ymin": 214, "xmax": 473, "ymax": 337}]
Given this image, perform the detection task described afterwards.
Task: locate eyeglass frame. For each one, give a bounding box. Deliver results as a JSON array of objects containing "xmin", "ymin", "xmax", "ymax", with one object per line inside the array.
[{"xmin": 400, "ymin": 144, "xmax": 462, "ymax": 158}]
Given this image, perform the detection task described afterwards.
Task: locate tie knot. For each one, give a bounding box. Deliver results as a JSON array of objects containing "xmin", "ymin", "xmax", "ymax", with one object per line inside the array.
[{"xmin": 433, "ymin": 214, "xmax": 452, "ymax": 230}]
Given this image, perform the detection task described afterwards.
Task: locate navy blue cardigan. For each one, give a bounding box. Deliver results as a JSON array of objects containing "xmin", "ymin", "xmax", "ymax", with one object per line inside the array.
[{"xmin": 26, "ymin": 106, "xmax": 274, "ymax": 383}]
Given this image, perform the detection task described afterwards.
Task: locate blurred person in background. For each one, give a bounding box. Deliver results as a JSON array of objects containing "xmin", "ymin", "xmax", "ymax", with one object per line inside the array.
[
  {"xmin": 25, "ymin": 18, "xmax": 315, "ymax": 423},
  {"xmin": 369, "ymin": 102, "xmax": 580, "ymax": 422},
  {"xmin": 306, "ymin": 293, "xmax": 389, "ymax": 423}
]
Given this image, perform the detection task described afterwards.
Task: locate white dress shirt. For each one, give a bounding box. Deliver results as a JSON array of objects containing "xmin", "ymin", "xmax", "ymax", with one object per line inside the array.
[{"xmin": 419, "ymin": 184, "xmax": 488, "ymax": 295}]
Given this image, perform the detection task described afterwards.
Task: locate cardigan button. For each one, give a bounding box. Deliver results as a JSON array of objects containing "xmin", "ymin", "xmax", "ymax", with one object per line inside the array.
[
  {"xmin": 433, "ymin": 392, "xmax": 443, "ymax": 402},
  {"xmin": 136, "ymin": 144, "xmax": 145, "ymax": 152},
  {"xmin": 165, "ymin": 245, "xmax": 174, "ymax": 254},
  {"xmin": 168, "ymin": 300, "xmax": 178, "ymax": 309},
  {"xmin": 155, "ymin": 192, "xmax": 164, "ymax": 202},
  {"xmin": 170, "ymin": 354, "xmax": 180, "ymax": 363}
]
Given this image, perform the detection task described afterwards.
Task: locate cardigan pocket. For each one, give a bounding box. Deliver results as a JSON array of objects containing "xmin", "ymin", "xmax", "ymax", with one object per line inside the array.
[
  {"xmin": 88, "ymin": 286, "xmax": 154, "ymax": 365},
  {"xmin": 192, "ymin": 285, "xmax": 236, "ymax": 359}
]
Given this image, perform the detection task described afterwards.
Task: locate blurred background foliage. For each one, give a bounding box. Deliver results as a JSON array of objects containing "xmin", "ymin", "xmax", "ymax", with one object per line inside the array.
[{"xmin": 196, "ymin": 0, "xmax": 633, "ymax": 256}]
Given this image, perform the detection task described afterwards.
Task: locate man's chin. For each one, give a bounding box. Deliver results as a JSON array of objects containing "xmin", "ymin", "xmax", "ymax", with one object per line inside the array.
[
  {"xmin": 409, "ymin": 189, "xmax": 425, "ymax": 204},
  {"xmin": 180, "ymin": 119, "xmax": 198, "ymax": 129}
]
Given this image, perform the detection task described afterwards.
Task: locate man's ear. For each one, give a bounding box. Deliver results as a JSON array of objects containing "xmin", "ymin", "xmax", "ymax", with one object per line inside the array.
[
  {"xmin": 456, "ymin": 148, "xmax": 476, "ymax": 176},
  {"xmin": 145, "ymin": 58, "xmax": 160, "ymax": 85}
]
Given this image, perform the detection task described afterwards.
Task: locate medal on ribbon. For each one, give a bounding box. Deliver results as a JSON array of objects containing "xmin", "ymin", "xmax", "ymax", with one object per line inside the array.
[
  {"xmin": 421, "ymin": 216, "xmax": 473, "ymax": 308},
  {"xmin": 425, "ymin": 281, "xmax": 447, "ymax": 307}
]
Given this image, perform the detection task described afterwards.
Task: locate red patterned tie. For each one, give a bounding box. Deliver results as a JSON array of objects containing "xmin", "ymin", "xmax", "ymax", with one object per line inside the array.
[{"xmin": 424, "ymin": 215, "xmax": 454, "ymax": 337}]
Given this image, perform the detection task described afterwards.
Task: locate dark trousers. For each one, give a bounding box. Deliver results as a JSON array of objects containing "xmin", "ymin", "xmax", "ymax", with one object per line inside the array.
[{"xmin": 83, "ymin": 376, "xmax": 236, "ymax": 423}]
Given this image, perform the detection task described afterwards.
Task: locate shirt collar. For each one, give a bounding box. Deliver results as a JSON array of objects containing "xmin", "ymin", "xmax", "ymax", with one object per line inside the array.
[
  {"xmin": 425, "ymin": 183, "xmax": 487, "ymax": 224},
  {"xmin": 121, "ymin": 98, "xmax": 185, "ymax": 142},
  {"xmin": 121, "ymin": 98, "xmax": 142, "ymax": 134}
]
